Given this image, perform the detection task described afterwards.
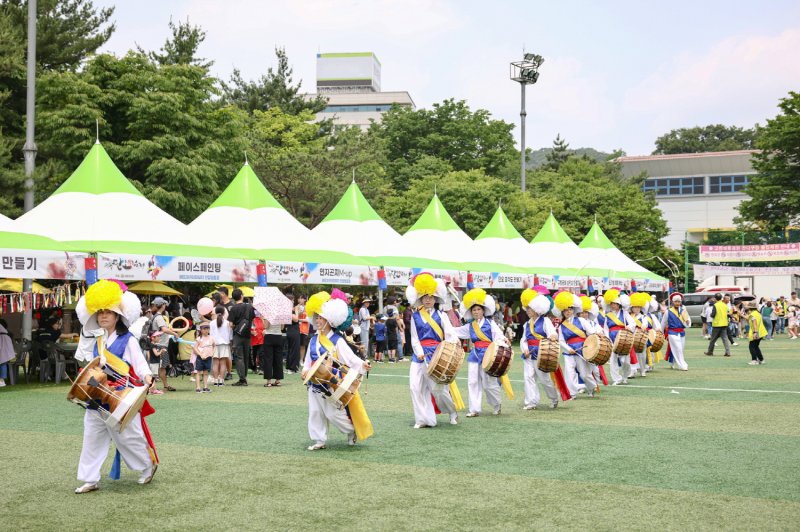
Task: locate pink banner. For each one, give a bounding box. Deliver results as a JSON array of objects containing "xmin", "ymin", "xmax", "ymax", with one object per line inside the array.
[{"xmin": 699, "ymin": 243, "xmax": 800, "ymax": 262}]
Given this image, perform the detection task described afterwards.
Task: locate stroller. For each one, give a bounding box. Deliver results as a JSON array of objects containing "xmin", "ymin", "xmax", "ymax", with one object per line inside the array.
[{"xmin": 168, "ymin": 328, "xmax": 196, "ymax": 379}]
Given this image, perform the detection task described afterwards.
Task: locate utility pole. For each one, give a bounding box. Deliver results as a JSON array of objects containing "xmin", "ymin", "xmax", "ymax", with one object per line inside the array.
[
  {"xmin": 22, "ymin": 0, "xmax": 37, "ymax": 342},
  {"xmin": 510, "ymin": 53, "xmax": 544, "ymax": 192}
]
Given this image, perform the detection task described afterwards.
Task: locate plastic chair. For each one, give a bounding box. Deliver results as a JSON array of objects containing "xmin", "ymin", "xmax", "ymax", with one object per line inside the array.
[
  {"xmin": 9, "ymin": 339, "xmax": 31, "ymax": 385},
  {"xmin": 38, "ymin": 341, "xmax": 56, "ymax": 383}
]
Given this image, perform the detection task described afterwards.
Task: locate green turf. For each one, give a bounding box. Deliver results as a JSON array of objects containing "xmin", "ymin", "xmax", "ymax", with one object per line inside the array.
[{"xmin": 1, "ymin": 333, "xmax": 799, "ymax": 531}]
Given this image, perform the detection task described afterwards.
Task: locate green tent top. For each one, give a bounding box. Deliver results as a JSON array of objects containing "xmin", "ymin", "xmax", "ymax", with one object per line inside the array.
[
  {"xmin": 53, "ymin": 142, "xmax": 142, "ymax": 196},
  {"xmin": 406, "ymin": 194, "xmax": 461, "ymax": 233},
  {"xmin": 531, "ymin": 213, "xmax": 574, "ymax": 244},
  {"xmin": 476, "ymin": 207, "xmax": 523, "ymax": 240},
  {"xmin": 578, "ymin": 222, "xmax": 616, "ymax": 249},
  {"xmin": 209, "ymin": 163, "xmax": 283, "ymax": 210},
  {"xmin": 321, "ymin": 181, "xmax": 384, "ymax": 223}
]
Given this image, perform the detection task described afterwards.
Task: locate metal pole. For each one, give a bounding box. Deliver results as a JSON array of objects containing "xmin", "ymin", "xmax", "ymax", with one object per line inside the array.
[
  {"xmin": 684, "ymin": 231, "xmax": 689, "ymax": 292},
  {"xmin": 741, "ymin": 232, "xmax": 745, "ymax": 267},
  {"xmin": 520, "ymin": 82, "xmax": 527, "ymax": 192},
  {"xmin": 22, "ymin": 0, "xmax": 37, "ymax": 343}
]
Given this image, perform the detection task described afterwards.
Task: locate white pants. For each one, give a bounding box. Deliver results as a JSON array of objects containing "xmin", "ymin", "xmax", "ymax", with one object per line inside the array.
[
  {"xmin": 78, "ymin": 409, "xmax": 152, "ymax": 484},
  {"xmin": 522, "ymin": 358, "xmax": 559, "ymax": 407},
  {"xmin": 308, "ymin": 387, "xmax": 354, "ymax": 444},
  {"xmin": 629, "ymin": 350, "xmax": 647, "ymax": 377},
  {"xmin": 591, "ymin": 363, "xmax": 601, "ymax": 383},
  {"xmin": 467, "ymin": 362, "xmax": 501, "ymax": 414},
  {"xmin": 610, "ymin": 353, "xmax": 631, "ymax": 384},
  {"xmin": 563, "ymin": 354, "xmax": 597, "ymax": 397},
  {"xmin": 668, "ymin": 334, "xmax": 688, "ymax": 370},
  {"xmin": 409, "ymin": 361, "xmax": 456, "ymax": 426}
]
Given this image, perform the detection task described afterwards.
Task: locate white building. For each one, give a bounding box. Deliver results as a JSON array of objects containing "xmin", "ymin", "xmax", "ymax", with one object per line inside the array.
[
  {"xmin": 617, "ymin": 150, "xmax": 757, "ymax": 249},
  {"xmin": 308, "ymin": 52, "xmax": 416, "ymax": 130}
]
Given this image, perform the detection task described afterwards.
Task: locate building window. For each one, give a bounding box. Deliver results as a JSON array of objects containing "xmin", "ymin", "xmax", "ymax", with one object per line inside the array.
[
  {"xmin": 642, "ymin": 176, "xmax": 704, "ymax": 197},
  {"xmin": 709, "ymin": 175, "xmax": 749, "ymax": 194},
  {"xmin": 321, "ymin": 104, "xmax": 394, "ymax": 113}
]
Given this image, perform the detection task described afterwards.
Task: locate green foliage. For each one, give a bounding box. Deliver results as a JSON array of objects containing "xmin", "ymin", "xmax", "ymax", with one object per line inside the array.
[
  {"xmin": 140, "ymin": 16, "xmax": 212, "ymax": 69},
  {"xmin": 738, "ymin": 91, "xmax": 800, "ymax": 232},
  {"xmin": 544, "ymin": 134, "xmax": 570, "ymax": 170},
  {"xmin": 653, "ymin": 123, "xmax": 760, "ymax": 155},
  {"xmin": 221, "ymin": 47, "xmax": 327, "ymax": 116},
  {"xmin": 370, "ymin": 98, "xmax": 516, "ymax": 182}
]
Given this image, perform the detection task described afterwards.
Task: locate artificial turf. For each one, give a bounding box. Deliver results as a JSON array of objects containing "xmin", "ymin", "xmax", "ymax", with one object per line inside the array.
[{"xmin": 1, "ymin": 333, "xmax": 799, "ymax": 531}]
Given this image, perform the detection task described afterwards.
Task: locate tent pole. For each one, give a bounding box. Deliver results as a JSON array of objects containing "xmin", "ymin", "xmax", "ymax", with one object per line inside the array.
[{"xmin": 21, "ymin": 0, "xmax": 37, "ymax": 343}]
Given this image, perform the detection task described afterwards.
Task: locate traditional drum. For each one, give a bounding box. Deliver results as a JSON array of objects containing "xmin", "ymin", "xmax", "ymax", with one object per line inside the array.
[
  {"xmin": 67, "ymin": 357, "xmax": 149, "ymax": 432},
  {"xmin": 648, "ymin": 329, "xmax": 665, "ymax": 352},
  {"xmin": 427, "ymin": 341, "xmax": 465, "ymax": 384},
  {"xmin": 536, "ymin": 339, "xmax": 560, "ymax": 373},
  {"xmin": 583, "ymin": 334, "xmax": 613, "ymax": 366},
  {"xmin": 482, "ymin": 342, "xmax": 513, "ymax": 378},
  {"xmin": 612, "ymin": 329, "xmax": 634, "ymax": 355},
  {"xmin": 632, "ymin": 327, "xmax": 648, "ymax": 352},
  {"xmin": 303, "ymin": 352, "xmax": 361, "ymax": 409}
]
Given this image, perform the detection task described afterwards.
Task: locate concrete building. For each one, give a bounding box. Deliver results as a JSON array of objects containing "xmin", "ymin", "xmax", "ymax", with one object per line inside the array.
[
  {"xmin": 309, "ymin": 52, "xmax": 415, "ymax": 130},
  {"xmin": 618, "ymin": 150, "xmax": 757, "ymax": 249}
]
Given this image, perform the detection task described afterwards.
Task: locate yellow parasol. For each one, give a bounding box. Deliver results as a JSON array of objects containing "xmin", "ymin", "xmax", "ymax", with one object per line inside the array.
[
  {"xmin": 127, "ymin": 281, "xmax": 184, "ymax": 296},
  {"xmin": 0, "ymin": 278, "xmax": 51, "ymax": 294},
  {"xmin": 206, "ymin": 284, "xmax": 255, "ymax": 298}
]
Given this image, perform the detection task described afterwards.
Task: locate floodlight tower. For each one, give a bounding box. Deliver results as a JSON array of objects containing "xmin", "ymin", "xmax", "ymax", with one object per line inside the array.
[{"xmin": 510, "ymin": 53, "xmax": 544, "ymax": 192}]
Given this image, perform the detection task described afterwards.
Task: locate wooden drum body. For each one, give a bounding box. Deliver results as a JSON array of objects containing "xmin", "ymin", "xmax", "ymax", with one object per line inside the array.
[
  {"xmin": 303, "ymin": 352, "xmax": 361, "ymax": 409},
  {"xmin": 67, "ymin": 357, "xmax": 148, "ymax": 432},
  {"xmin": 632, "ymin": 328, "xmax": 648, "ymax": 353},
  {"xmin": 427, "ymin": 341, "xmax": 465, "ymax": 384},
  {"xmin": 648, "ymin": 330, "xmax": 665, "ymax": 352},
  {"xmin": 612, "ymin": 329, "xmax": 634, "ymax": 355},
  {"xmin": 583, "ymin": 334, "xmax": 613, "ymax": 366},
  {"xmin": 482, "ymin": 342, "xmax": 513, "ymax": 378},
  {"xmin": 536, "ymin": 339, "xmax": 560, "ymax": 373}
]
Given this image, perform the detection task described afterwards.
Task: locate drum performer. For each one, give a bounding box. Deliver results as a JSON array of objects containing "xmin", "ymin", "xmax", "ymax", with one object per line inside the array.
[
  {"xmin": 302, "ymin": 290, "xmax": 372, "ymax": 451},
  {"xmin": 407, "ymin": 273, "xmax": 460, "ymax": 428},
  {"xmin": 584, "ymin": 297, "xmax": 607, "ymax": 384},
  {"xmin": 73, "ymin": 280, "xmax": 157, "ymax": 494},
  {"xmin": 519, "ymin": 289, "xmax": 560, "ymax": 410},
  {"xmin": 556, "ymin": 292, "xmax": 597, "ymax": 398},
  {"xmin": 661, "ymin": 292, "xmax": 691, "ymax": 371},
  {"xmin": 644, "ymin": 295, "xmax": 664, "ymax": 371},
  {"xmin": 629, "ymin": 292, "xmax": 652, "ymax": 378},
  {"xmin": 453, "ymin": 288, "xmax": 507, "ymax": 417},
  {"xmin": 603, "ymin": 289, "xmax": 635, "ymax": 385}
]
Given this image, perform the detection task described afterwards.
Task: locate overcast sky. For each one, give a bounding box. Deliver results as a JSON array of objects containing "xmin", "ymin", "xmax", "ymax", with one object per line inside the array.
[{"xmin": 94, "ymin": 0, "xmax": 800, "ymax": 155}]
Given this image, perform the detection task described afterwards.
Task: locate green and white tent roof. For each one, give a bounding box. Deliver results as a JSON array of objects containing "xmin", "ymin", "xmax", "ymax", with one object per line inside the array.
[
  {"xmin": 473, "ymin": 207, "xmax": 544, "ymax": 270},
  {"xmin": 525, "ymin": 213, "xmax": 595, "ymax": 275},
  {"xmin": 578, "ymin": 222, "xmax": 662, "ymax": 279},
  {"xmin": 9, "ymin": 142, "xmax": 245, "ymax": 258},
  {"xmin": 0, "ymin": 213, "xmax": 11, "ymax": 230},
  {"xmin": 188, "ymin": 164, "xmax": 365, "ymax": 264},
  {"xmin": 402, "ymin": 195, "xmax": 524, "ymax": 273}
]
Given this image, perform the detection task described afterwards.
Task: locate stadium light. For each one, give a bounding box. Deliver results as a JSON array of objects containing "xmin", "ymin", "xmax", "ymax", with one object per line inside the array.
[{"xmin": 510, "ymin": 52, "xmax": 544, "ymax": 192}]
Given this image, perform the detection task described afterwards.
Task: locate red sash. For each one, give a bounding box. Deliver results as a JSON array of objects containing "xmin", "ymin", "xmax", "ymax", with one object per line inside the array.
[
  {"xmin": 527, "ymin": 339, "xmax": 540, "ymax": 347},
  {"xmin": 474, "ymin": 340, "xmax": 490, "ymax": 348},
  {"xmin": 420, "ymin": 339, "xmax": 440, "ymax": 347},
  {"xmin": 566, "ymin": 337, "xmax": 584, "ymax": 345}
]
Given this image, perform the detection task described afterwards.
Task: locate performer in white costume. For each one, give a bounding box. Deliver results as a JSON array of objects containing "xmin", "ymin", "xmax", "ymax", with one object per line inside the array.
[
  {"xmin": 518, "ymin": 289, "xmax": 560, "ymax": 410},
  {"xmin": 661, "ymin": 292, "xmax": 691, "ymax": 371},
  {"xmin": 603, "ymin": 289, "xmax": 635, "ymax": 386},
  {"xmin": 556, "ymin": 292, "xmax": 597, "ymax": 398}
]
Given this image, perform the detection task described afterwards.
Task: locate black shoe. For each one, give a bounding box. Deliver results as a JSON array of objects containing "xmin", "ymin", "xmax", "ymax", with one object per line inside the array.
[{"xmin": 232, "ymin": 380, "xmax": 248, "ymax": 387}]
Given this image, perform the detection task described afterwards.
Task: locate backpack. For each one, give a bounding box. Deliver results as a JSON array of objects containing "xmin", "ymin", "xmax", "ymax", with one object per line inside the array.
[{"xmin": 139, "ymin": 313, "xmax": 161, "ymax": 352}]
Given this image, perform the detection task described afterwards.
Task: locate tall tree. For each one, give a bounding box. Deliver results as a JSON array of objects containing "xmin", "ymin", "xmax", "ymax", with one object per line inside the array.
[
  {"xmin": 544, "ymin": 134, "xmax": 570, "ymax": 170},
  {"xmin": 222, "ymin": 47, "xmax": 326, "ymax": 116},
  {"xmin": 738, "ymin": 91, "xmax": 800, "ymax": 232},
  {"xmin": 652, "ymin": 124, "xmax": 760, "ymax": 154},
  {"xmin": 140, "ymin": 16, "xmax": 211, "ymax": 68}
]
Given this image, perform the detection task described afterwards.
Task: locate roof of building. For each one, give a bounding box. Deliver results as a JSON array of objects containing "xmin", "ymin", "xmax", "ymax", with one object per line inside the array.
[
  {"xmin": 617, "ymin": 150, "xmax": 757, "ymax": 179},
  {"xmin": 615, "ymin": 150, "xmax": 758, "ymax": 163},
  {"xmin": 315, "ymin": 91, "xmax": 416, "ymax": 108}
]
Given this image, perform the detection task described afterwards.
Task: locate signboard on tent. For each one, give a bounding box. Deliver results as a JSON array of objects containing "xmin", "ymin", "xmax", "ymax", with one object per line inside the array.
[
  {"xmin": 469, "ymin": 272, "xmax": 533, "ymax": 289},
  {"xmin": 699, "ymin": 243, "xmax": 800, "ymax": 262},
  {"xmin": 98, "ymin": 253, "xmax": 259, "ymax": 283},
  {"xmin": 0, "ymin": 249, "xmax": 87, "ymax": 280},
  {"xmin": 266, "ymin": 261, "xmax": 375, "ymax": 285},
  {"xmin": 384, "ymin": 267, "xmax": 467, "ymax": 289}
]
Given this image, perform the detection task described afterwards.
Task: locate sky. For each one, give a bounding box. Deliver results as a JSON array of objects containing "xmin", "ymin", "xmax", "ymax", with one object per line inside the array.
[{"xmin": 94, "ymin": 0, "xmax": 800, "ymax": 155}]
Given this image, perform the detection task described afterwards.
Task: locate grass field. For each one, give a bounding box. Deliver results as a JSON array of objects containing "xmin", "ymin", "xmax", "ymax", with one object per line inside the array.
[{"xmin": 1, "ymin": 333, "xmax": 799, "ymax": 531}]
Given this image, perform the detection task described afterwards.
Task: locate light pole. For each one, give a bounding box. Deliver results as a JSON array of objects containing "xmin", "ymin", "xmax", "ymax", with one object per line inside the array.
[
  {"xmin": 510, "ymin": 53, "xmax": 544, "ymax": 192},
  {"xmin": 22, "ymin": 0, "xmax": 37, "ymax": 343}
]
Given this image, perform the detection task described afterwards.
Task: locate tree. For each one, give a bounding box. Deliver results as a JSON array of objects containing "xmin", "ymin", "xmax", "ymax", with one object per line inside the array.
[
  {"xmin": 738, "ymin": 91, "xmax": 800, "ymax": 232},
  {"xmin": 140, "ymin": 17, "xmax": 211, "ymax": 69},
  {"xmin": 652, "ymin": 124, "xmax": 760, "ymax": 154},
  {"xmin": 221, "ymin": 47, "xmax": 327, "ymax": 116},
  {"xmin": 544, "ymin": 134, "xmax": 570, "ymax": 170},
  {"xmin": 369, "ymin": 98, "xmax": 517, "ymax": 182}
]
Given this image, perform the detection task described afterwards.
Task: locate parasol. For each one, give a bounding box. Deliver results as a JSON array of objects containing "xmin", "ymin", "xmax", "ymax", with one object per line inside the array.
[{"xmin": 253, "ymin": 286, "xmax": 293, "ymax": 325}]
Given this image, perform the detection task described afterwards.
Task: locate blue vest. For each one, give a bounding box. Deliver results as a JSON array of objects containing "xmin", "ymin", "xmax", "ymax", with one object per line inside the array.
[
  {"xmin": 606, "ymin": 310, "xmax": 628, "ymax": 342},
  {"xmin": 92, "ymin": 332, "xmax": 133, "ymax": 363},
  {"xmin": 597, "ymin": 311, "xmax": 607, "ymax": 327},
  {"xmin": 523, "ymin": 317, "xmax": 547, "ymax": 360},
  {"xmin": 412, "ymin": 310, "xmax": 444, "ymax": 363},
  {"xmin": 467, "ymin": 319, "xmax": 493, "ymax": 364},
  {"xmin": 666, "ymin": 308, "xmax": 686, "ymax": 337},
  {"xmin": 308, "ymin": 332, "xmax": 344, "ymax": 394},
  {"xmin": 561, "ymin": 317, "xmax": 587, "ymax": 355}
]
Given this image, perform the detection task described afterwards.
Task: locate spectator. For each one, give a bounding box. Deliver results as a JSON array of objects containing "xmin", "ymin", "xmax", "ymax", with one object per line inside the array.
[
  {"xmin": 747, "ymin": 301, "xmax": 767, "ymax": 365},
  {"xmin": 724, "ymin": 295, "xmax": 738, "ymax": 346},
  {"xmin": 210, "ymin": 305, "xmax": 232, "ymax": 386},
  {"xmin": 192, "ymin": 323, "xmax": 215, "ymax": 393},
  {"xmin": 262, "ymin": 316, "xmax": 284, "ymax": 387},
  {"xmin": 250, "ymin": 310, "xmax": 266, "ymax": 374},
  {"xmin": 787, "ymin": 305, "xmax": 799, "ymax": 339},
  {"xmin": 775, "ymin": 296, "xmax": 787, "ymax": 334},
  {"xmin": 385, "ymin": 308, "xmax": 399, "ymax": 363},
  {"xmin": 285, "ymin": 294, "xmax": 302, "ymax": 373},
  {"xmin": 701, "ymin": 298, "xmax": 714, "ymax": 339},
  {"xmin": 358, "ymin": 298, "xmax": 373, "ymax": 358},
  {"xmin": 0, "ymin": 319, "xmax": 13, "ymax": 387},
  {"xmin": 216, "ymin": 287, "xmax": 234, "ymax": 380},
  {"xmin": 149, "ymin": 297, "xmax": 178, "ymax": 393},
  {"xmin": 374, "ymin": 315, "xmax": 387, "ymax": 363},
  {"xmin": 704, "ymin": 293, "xmax": 731, "ymax": 357},
  {"xmin": 37, "ymin": 316, "xmax": 64, "ymax": 343},
  {"xmin": 761, "ymin": 300, "xmax": 774, "ymax": 340},
  {"xmin": 402, "ymin": 303, "xmax": 413, "ymax": 359},
  {"xmin": 737, "ymin": 302, "xmax": 749, "ymax": 338},
  {"xmin": 789, "ymin": 292, "xmax": 800, "ymax": 310},
  {"xmin": 297, "ymin": 294, "xmax": 310, "ymax": 364},
  {"xmin": 227, "ymin": 288, "xmax": 254, "ymax": 386}
]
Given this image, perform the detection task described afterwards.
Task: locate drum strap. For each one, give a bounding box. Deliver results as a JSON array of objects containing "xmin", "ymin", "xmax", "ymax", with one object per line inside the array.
[
  {"xmin": 419, "ymin": 308, "xmax": 444, "ymax": 341},
  {"xmin": 633, "ymin": 315, "xmax": 643, "ymax": 328},
  {"xmin": 561, "ymin": 319, "xmax": 586, "ymax": 339},
  {"xmin": 607, "ymin": 312, "xmax": 626, "ymax": 328},
  {"xmin": 528, "ymin": 320, "xmax": 544, "ymax": 340},
  {"xmin": 471, "ymin": 320, "xmax": 492, "ymax": 343}
]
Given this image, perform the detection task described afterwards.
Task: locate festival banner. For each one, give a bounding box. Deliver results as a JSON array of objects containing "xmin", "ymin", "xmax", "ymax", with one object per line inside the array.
[
  {"xmin": 98, "ymin": 253, "xmax": 258, "ymax": 283},
  {"xmin": 0, "ymin": 249, "xmax": 87, "ymax": 280},
  {"xmin": 699, "ymin": 243, "xmax": 800, "ymax": 262},
  {"xmin": 693, "ymin": 263, "xmax": 800, "ymax": 281}
]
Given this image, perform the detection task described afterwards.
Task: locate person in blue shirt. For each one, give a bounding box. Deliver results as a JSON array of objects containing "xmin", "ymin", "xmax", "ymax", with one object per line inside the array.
[{"xmin": 374, "ymin": 316, "xmax": 388, "ymax": 362}]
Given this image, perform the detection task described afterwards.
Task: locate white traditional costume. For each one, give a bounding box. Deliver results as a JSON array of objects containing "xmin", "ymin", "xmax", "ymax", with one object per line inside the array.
[
  {"xmin": 629, "ymin": 292, "xmax": 652, "ymax": 378},
  {"xmin": 302, "ymin": 291, "xmax": 372, "ymax": 450},
  {"xmin": 454, "ymin": 288, "xmax": 506, "ymax": 416},
  {"xmin": 556, "ymin": 292, "xmax": 598, "ymax": 398},
  {"xmin": 407, "ymin": 273, "xmax": 460, "ymax": 428},
  {"xmin": 73, "ymin": 280, "xmax": 157, "ymax": 493},
  {"xmin": 644, "ymin": 295, "xmax": 664, "ymax": 370},
  {"xmin": 603, "ymin": 289, "xmax": 635, "ymax": 385},
  {"xmin": 519, "ymin": 290, "xmax": 560, "ymax": 409},
  {"xmin": 661, "ymin": 292, "xmax": 691, "ymax": 371}
]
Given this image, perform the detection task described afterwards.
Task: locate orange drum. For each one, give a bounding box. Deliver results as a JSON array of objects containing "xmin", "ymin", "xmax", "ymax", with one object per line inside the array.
[
  {"xmin": 612, "ymin": 329, "xmax": 634, "ymax": 355},
  {"xmin": 302, "ymin": 352, "xmax": 361, "ymax": 409},
  {"xmin": 583, "ymin": 334, "xmax": 612, "ymax": 366},
  {"xmin": 482, "ymin": 342, "xmax": 513, "ymax": 378},
  {"xmin": 427, "ymin": 341, "xmax": 465, "ymax": 384},
  {"xmin": 536, "ymin": 339, "xmax": 560, "ymax": 373},
  {"xmin": 648, "ymin": 330, "xmax": 665, "ymax": 352}
]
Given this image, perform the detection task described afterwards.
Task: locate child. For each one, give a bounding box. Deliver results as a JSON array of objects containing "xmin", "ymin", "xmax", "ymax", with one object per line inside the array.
[
  {"xmin": 787, "ymin": 305, "xmax": 798, "ymax": 339},
  {"xmin": 192, "ymin": 323, "xmax": 215, "ymax": 392},
  {"xmin": 747, "ymin": 300, "xmax": 767, "ymax": 365},
  {"xmin": 374, "ymin": 315, "xmax": 388, "ymax": 363},
  {"xmin": 210, "ymin": 305, "xmax": 232, "ymax": 386}
]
